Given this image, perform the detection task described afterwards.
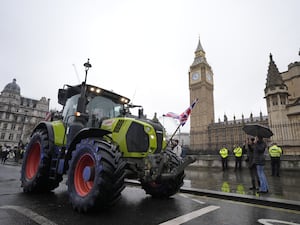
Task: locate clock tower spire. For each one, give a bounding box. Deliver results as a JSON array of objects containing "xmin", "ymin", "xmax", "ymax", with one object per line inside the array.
[
  {"xmin": 189, "ymin": 37, "xmax": 215, "ymax": 151},
  {"xmin": 195, "ymin": 37, "xmax": 205, "ymax": 53}
]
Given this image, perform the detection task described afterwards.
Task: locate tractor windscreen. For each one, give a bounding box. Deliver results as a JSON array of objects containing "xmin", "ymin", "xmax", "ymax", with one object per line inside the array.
[
  {"xmin": 86, "ymin": 96, "xmax": 122, "ymax": 128},
  {"xmin": 62, "ymin": 94, "xmax": 80, "ymax": 124},
  {"xmin": 60, "ymin": 83, "xmax": 130, "ymax": 127}
]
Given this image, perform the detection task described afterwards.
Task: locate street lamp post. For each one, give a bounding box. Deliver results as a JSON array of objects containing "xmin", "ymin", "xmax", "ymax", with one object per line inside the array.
[{"xmin": 20, "ymin": 110, "xmax": 28, "ymax": 143}]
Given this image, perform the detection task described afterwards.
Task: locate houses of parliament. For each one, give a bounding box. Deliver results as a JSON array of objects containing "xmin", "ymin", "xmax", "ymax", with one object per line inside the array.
[
  {"xmin": 189, "ymin": 38, "xmax": 300, "ymax": 155},
  {"xmin": 1, "ymin": 39, "xmax": 299, "ymax": 155}
]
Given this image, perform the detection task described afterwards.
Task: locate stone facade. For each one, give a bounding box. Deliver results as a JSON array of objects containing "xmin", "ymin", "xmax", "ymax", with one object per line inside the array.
[
  {"xmin": 207, "ymin": 113, "xmax": 269, "ymax": 153},
  {"xmin": 0, "ymin": 79, "xmax": 49, "ymax": 148},
  {"xmin": 265, "ymin": 55, "xmax": 300, "ymax": 154},
  {"xmin": 189, "ymin": 39, "xmax": 300, "ymax": 155}
]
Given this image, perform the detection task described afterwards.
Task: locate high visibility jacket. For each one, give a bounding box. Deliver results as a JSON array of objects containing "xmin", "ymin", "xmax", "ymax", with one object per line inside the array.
[
  {"xmin": 269, "ymin": 145, "xmax": 282, "ymax": 157},
  {"xmin": 233, "ymin": 147, "xmax": 243, "ymax": 157},
  {"xmin": 219, "ymin": 147, "xmax": 228, "ymax": 158}
]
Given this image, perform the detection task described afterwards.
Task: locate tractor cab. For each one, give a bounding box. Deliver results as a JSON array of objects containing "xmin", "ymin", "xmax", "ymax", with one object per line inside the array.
[
  {"xmin": 57, "ymin": 83, "xmax": 131, "ymax": 150},
  {"xmin": 58, "ymin": 83, "xmax": 130, "ymax": 128}
]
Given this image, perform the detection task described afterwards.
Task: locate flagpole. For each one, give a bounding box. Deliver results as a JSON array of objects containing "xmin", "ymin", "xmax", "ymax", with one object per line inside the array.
[
  {"xmin": 164, "ymin": 98, "xmax": 199, "ymax": 148},
  {"xmin": 166, "ymin": 123, "xmax": 182, "ymax": 147}
]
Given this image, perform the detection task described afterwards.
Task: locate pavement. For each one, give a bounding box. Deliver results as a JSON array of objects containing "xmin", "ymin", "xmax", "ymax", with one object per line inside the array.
[
  {"xmin": 183, "ymin": 166, "xmax": 300, "ymax": 210},
  {"xmin": 2, "ymin": 159, "xmax": 300, "ymax": 210}
]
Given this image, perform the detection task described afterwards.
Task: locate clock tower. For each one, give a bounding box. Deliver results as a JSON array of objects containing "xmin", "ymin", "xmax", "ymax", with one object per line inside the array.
[{"xmin": 189, "ymin": 38, "xmax": 214, "ymax": 151}]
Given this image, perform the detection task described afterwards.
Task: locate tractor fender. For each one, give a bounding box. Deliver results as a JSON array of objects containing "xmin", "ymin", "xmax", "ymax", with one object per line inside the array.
[
  {"xmin": 30, "ymin": 122, "xmax": 55, "ymax": 151},
  {"xmin": 31, "ymin": 120, "xmax": 66, "ymax": 147},
  {"xmin": 64, "ymin": 128, "xmax": 111, "ymax": 171}
]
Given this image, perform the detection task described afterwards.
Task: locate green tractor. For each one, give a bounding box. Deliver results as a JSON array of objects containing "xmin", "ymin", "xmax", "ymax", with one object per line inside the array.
[{"xmin": 20, "ymin": 59, "xmax": 195, "ymax": 212}]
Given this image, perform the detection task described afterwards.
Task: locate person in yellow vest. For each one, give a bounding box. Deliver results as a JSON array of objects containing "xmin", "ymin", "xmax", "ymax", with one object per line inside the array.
[
  {"xmin": 268, "ymin": 143, "xmax": 283, "ymax": 177},
  {"xmin": 233, "ymin": 144, "xmax": 243, "ymax": 171},
  {"xmin": 219, "ymin": 146, "xmax": 229, "ymax": 171}
]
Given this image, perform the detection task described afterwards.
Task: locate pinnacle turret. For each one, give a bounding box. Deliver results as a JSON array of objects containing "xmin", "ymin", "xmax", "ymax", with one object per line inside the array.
[{"xmin": 265, "ymin": 53, "xmax": 284, "ymax": 88}]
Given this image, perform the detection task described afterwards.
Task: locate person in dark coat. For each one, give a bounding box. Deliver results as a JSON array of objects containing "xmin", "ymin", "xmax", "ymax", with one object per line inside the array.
[
  {"xmin": 245, "ymin": 137, "xmax": 260, "ymax": 190},
  {"xmin": 253, "ymin": 136, "xmax": 269, "ymax": 193},
  {"xmin": 1, "ymin": 145, "xmax": 9, "ymax": 164}
]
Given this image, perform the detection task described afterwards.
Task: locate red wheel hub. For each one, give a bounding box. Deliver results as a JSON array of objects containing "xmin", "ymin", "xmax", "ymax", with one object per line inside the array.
[
  {"xmin": 74, "ymin": 153, "xmax": 95, "ymax": 197},
  {"xmin": 25, "ymin": 142, "xmax": 41, "ymax": 179}
]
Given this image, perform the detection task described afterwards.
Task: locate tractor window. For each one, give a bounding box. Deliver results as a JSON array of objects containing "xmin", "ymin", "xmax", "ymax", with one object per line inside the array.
[
  {"xmin": 86, "ymin": 96, "xmax": 122, "ymax": 127},
  {"xmin": 62, "ymin": 94, "xmax": 80, "ymax": 124}
]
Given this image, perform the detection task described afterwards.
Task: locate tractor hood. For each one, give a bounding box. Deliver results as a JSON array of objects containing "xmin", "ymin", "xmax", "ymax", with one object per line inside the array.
[{"xmin": 101, "ymin": 117, "xmax": 167, "ymax": 158}]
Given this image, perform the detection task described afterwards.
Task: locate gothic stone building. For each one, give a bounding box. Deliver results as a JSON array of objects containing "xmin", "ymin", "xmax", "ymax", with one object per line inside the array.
[
  {"xmin": 189, "ymin": 39, "xmax": 300, "ymax": 155},
  {"xmin": 265, "ymin": 54, "xmax": 300, "ymax": 154},
  {"xmin": 0, "ymin": 79, "xmax": 49, "ymax": 148}
]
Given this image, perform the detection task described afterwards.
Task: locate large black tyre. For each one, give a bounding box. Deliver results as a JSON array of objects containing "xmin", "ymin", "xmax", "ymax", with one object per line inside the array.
[
  {"xmin": 67, "ymin": 138, "xmax": 125, "ymax": 212},
  {"xmin": 141, "ymin": 149, "xmax": 185, "ymax": 198},
  {"xmin": 21, "ymin": 129, "xmax": 63, "ymax": 192}
]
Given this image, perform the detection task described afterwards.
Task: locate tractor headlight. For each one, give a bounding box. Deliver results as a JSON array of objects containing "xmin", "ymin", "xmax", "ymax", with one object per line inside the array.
[
  {"xmin": 145, "ymin": 126, "xmax": 151, "ymax": 133},
  {"xmin": 120, "ymin": 97, "xmax": 129, "ymax": 103},
  {"xmin": 90, "ymin": 86, "xmax": 101, "ymax": 94}
]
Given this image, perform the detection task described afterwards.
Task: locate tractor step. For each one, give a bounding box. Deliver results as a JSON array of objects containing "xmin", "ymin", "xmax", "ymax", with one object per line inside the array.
[{"xmin": 49, "ymin": 157, "xmax": 59, "ymax": 180}]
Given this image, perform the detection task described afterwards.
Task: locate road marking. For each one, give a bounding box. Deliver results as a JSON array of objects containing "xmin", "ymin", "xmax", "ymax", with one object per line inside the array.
[
  {"xmin": 258, "ymin": 219, "xmax": 300, "ymax": 225},
  {"xmin": 158, "ymin": 205, "xmax": 220, "ymax": 225},
  {"xmin": 0, "ymin": 205, "xmax": 58, "ymax": 225},
  {"xmin": 179, "ymin": 193, "xmax": 205, "ymax": 204}
]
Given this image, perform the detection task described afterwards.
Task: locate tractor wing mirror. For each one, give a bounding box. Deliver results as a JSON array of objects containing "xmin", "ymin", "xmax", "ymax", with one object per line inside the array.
[{"xmin": 58, "ymin": 89, "xmax": 67, "ymax": 106}]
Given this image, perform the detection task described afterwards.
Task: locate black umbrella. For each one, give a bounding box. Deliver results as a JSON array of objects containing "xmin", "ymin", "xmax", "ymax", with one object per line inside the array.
[{"xmin": 242, "ymin": 124, "xmax": 273, "ymax": 138}]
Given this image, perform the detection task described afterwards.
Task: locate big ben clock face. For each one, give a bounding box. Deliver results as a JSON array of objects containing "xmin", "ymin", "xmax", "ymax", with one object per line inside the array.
[
  {"xmin": 206, "ymin": 71, "xmax": 213, "ymax": 83},
  {"xmin": 192, "ymin": 72, "xmax": 200, "ymax": 81}
]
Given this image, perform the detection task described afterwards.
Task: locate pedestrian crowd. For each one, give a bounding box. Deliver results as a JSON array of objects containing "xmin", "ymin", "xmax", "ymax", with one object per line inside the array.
[
  {"xmin": 0, "ymin": 141, "xmax": 26, "ymax": 165},
  {"xmin": 218, "ymin": 137, "xmax": 283, "ymax": 194}
]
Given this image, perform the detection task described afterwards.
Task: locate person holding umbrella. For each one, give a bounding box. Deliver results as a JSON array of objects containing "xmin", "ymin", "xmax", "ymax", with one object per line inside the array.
[
  {"xmin": 242, "ymin": 124, "xmax": 273, "ymax": 193},
  {"xmin": 253, "ymin": 136, "xmax": 269, "ymax": 193},
  {"xmin": 245, "ymin": 137, "xmax": 260, "ymax": 190}
]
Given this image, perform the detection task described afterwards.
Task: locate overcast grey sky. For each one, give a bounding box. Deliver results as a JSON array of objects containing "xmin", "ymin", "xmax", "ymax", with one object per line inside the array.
[{"xmin": 1, "ymin": 0, "xmax": 299, "ymax": 133}]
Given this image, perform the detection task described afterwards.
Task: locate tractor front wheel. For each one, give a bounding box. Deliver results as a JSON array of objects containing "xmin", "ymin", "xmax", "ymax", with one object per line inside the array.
[
  {"xmin": 67, "ymin": 138, "xmax": 125, "ymax": 212},
  {"xmin": 141, "ymin": 149, "xmax": 185, "ymax": 198},
  {"xmin": 21, "ymin": 129, "xmax": 62, "ymax": 192}
]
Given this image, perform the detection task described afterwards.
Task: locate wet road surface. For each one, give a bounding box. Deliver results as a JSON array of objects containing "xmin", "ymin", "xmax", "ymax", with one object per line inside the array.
[{"xmin": 0, "ymin": 163, "xmax": 299, "ymax": 225}]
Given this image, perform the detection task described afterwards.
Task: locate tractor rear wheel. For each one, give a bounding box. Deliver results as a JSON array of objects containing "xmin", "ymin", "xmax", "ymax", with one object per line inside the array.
[
  {"xmin": 141, "ymin": 149, "xmax": 185, "ymax": 198},
  {"xmin": 21, "ymin": 129, "xmax": 62, "ymax": 192},
  {"xmin": 67, "ymin": 138, "xmax": 125, "ymax": 212}
]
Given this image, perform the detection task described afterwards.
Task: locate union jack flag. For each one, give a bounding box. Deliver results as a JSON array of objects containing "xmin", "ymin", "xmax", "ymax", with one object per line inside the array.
[
  {"xmin": 45, "ymin": 112, "xmax": 52, "ymax": 121},
  {"xmin": 163, "ymin": 112, "xmax": 179, "ymax": 120},
  {"xmin": 164, "ymin": 98, "xmax": 198, "ymax": 126}
]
